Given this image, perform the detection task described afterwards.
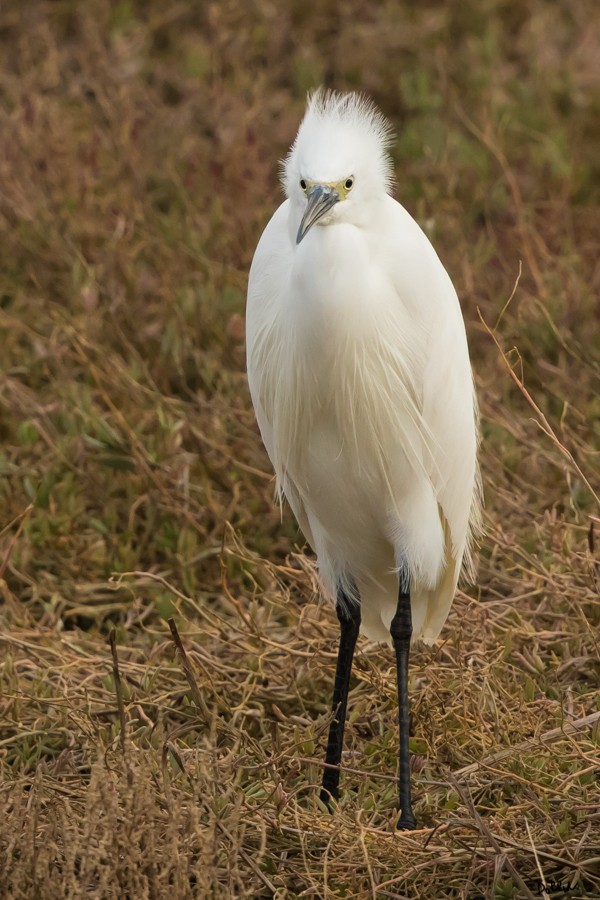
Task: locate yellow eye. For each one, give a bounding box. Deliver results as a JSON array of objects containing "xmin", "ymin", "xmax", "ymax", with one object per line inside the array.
[
  {"xmin": 300, "ymin": 179, "xmax": 307, "ymax": 192},
  {"xmin": 345, "ymin": 177, "xmax": 354, "ymax": 191}
]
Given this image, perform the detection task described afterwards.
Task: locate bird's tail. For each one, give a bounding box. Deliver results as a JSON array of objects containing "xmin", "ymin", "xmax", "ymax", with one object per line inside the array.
[{"xmin": 356, "ymin": 524, "xmax": 462, "ymax": 645}]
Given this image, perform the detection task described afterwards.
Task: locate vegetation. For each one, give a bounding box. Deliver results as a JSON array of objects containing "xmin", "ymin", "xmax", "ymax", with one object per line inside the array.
[{"xmin": 0, "ymin": 1, "xmax": 599, "ymax": 896}]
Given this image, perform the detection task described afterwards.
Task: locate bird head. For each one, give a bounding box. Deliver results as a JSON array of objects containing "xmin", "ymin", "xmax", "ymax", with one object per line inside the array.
[{"xmin": 282, "ymin": 89, "xmax": 395, "ymax": 244}]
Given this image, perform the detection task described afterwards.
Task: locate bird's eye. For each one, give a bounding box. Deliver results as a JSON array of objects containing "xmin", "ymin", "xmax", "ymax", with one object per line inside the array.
[
  {"xmin": 300, "ymin": 179, "xmax": 307, "ymax": 192},
  {"xmin": 345, "ymin": 177, "xmax": 354, "ymax": 191}
]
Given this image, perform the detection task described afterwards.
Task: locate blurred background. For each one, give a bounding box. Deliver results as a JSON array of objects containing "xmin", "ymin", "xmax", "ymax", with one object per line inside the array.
[{"xmin": 0, "ymin": 1, "xmax": 598, "ymax": 896}]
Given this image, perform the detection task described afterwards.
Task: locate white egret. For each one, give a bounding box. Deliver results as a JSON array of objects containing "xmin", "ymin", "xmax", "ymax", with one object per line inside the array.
[{"xmin": 246, "ymin": 90, "xmax": 481, "ymax": 829}]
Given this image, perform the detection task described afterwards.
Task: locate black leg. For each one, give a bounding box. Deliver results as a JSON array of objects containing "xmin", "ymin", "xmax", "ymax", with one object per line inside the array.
[
  {"xmin": 390, "ymin": 581, "xmax": 417, "ymax": 830},
  {"xmin": 320, "ymin": 591, "xmax": 361, "ymax": 808}
]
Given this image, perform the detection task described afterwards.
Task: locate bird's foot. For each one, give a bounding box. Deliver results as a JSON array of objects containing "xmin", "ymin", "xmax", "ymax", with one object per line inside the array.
[
  {"xmin": 397, "ymin": 810, "xmax": 417, "ymax": 831},
  {"xmin": 319, "ymin": 786, "xmax": 338, "ymax": 812}
]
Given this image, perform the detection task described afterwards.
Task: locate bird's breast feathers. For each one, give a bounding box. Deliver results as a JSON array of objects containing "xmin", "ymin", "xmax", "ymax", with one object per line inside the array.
[
  {"xmin": 247, "ymin": 196, "xmax": 479, "ymax": 586},
  {"xmin": 248, "ymin": 198, "xmax": 439, "ymax": 476}
]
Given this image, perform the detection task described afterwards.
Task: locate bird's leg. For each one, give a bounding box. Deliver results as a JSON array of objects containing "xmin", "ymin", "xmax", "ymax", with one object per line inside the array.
[
  {"xmin": 320, "ymin": 591, "xmax": 361, "ymax": 809},
  {"xmin": 390, "ymin": 581, "xmax": 417, "ymax": 830}
]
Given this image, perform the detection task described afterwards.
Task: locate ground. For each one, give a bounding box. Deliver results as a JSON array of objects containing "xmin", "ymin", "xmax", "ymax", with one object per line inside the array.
[{"xmin": 0, "ymin": 1, "xmax": 599, "ymax": 897}]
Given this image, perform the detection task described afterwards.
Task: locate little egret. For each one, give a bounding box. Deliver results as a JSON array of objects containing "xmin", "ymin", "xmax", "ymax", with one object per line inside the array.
[{"xmin": 246, "ymin": 90, "xmax": 480, "ymax": 829}]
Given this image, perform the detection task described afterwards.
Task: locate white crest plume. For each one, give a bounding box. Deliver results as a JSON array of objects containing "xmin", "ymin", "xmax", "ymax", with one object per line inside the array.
[{"xmin": 281, "ymin": 88, "xmax": 395, "ymax": 197}]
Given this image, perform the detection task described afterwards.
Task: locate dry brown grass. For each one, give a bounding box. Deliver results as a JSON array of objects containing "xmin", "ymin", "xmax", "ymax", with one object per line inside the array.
[{"xmin": 0, "ymin": 1, "xmax": 599, "ymax": 897}]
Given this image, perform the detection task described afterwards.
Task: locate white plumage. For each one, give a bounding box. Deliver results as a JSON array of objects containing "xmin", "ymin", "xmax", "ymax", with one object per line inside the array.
[{"xmin": 246, "ymin": 90, "xmax": 481, "ymax": 646}]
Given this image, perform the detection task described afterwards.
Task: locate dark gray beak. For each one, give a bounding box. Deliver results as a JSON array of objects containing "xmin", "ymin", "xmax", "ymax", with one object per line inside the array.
[{"xmin": 296, "ymin": 184, "xmax": 340, "ymax": 244}]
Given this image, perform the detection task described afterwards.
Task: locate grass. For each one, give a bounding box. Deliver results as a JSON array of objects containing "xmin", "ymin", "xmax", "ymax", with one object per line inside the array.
[{"xmin": 0, "ymin": 0, "xmax": 599, "ymax": 896}]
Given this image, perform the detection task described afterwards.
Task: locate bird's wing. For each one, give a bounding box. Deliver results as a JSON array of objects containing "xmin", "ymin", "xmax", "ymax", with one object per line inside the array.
[
  {"xmin": 420, "ymin": 306, "xmax": 481, "ymax": 638},
  {"xmin": 246, "ymin": 199, "xmax": 316, "ymax": 551},
  {"xmin": 422, "ymin": 277, "xmax": 480, "ymax": 568},
  {"xmin": 387, "ymin": 199, "xmax": 481, "ymax": 636},
  {"xmin": 387, "ymin": 198, "xmax": 480, "ymax": 559},
  {"xmin": 246, "ymin": 199, "xmax": 290, "ymax": 480}
]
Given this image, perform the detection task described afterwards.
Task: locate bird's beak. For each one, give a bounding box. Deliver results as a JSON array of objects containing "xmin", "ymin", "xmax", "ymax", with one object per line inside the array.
[{"xmin": 296, "ymin": 184, "xmax": 340, "ymax": 244}]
